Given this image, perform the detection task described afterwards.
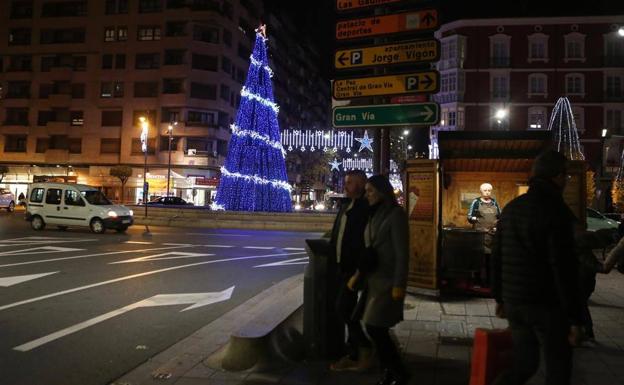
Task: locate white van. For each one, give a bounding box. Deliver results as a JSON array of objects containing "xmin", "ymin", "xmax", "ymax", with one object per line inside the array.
[{"xmin": 25, "ymin": 183, "xmax": 133, "ymax": 233}]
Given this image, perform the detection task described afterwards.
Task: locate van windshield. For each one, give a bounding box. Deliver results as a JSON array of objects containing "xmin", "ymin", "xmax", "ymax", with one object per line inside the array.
[{"xmin": 81, "ymin": 191, "xmax": 112, "ymax": 205}]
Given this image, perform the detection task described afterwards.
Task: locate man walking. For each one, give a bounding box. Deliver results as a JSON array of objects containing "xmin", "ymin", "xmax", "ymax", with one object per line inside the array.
[
  {"xmin": 492, "ymin": 150, "xmax": 582, "ymax": 385},
  {"xmin": 329, "ymin": 170, "xmax": 373, "ymax": 371}
]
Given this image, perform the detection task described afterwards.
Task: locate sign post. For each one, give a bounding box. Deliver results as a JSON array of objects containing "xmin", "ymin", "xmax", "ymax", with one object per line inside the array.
[
  {"xmin": 332, "ymin": 71, "xmax": 439, "ymax": 99},
  {"xmin": 336, "ymin": 9, "xmax": 438, "ymax": 40},
  {"xmin": 335, "ymin": 39, "xmax": 440, "ymax": 69},
  {"xmin": 333, "ymin": 103, "xmax": 440, "ymax": 128}
]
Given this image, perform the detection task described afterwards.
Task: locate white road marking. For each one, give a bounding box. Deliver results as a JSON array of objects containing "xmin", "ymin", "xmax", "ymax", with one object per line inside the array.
[
  {"xmin": 243, "ymin": 246, "xmax": 275, "ymax": 250},
  {"xmin": 162, "ymin": 243, "xmax": 194, "ymax": 247},
  {"xmin": 283, "ymin": 247, "xmax": 305, "ymax": 251},
  {"xmin": 0, "ymin": 246, "xmax": 83, "ymax": 257},
  {"xmin": 203, "ymin": 245, "xmax": 234, "ymax": 248},
  {"xmin": 111, "ymin": 252, "xmax": 214, "ymax": 264},
  {"xmin": 14, "ymin": 286, "xmax": 234, "ymax": 352},
  {"xmin": 0, "ymin": 272, "xmax": 59, "ymax": 287},
  {"xmin": 0, "ymin": 236, "xmax": 96, "ymax": 245},
  {"xmin": 0, "ymin": 245, "xmax": 198, "ymax": 269},
  {"xmin": 187, "ymin": 233, "xmax": 251, "ymax": 237},
  {"xmin": 0, "ymin": 252, "xmax": 305, "ymax": 312},
  {"xmin": 254, "ymin": 257, "xmax": 309, "ymax": 268},
  {"xmin": 124, "ymin": 241, "xmax": 154, "ymax": 245}
]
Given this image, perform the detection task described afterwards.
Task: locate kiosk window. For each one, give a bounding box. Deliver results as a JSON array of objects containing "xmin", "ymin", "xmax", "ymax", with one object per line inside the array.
[
  {"xmin": 45, "ymin": 189, "xmax": 62, "ymax": 205},
  {"xmin": 64, "ymin": 190, "xmax": 85, "ymax": 206},
  {"xmin": 30, "ymin": 188, "xmax": 44, "ymax": 203}
]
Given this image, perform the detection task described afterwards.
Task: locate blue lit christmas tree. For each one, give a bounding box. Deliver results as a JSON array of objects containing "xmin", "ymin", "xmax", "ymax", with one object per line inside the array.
[{"xmin": 213, "ymin": 25, "xmax": 292, "ymax": 212}]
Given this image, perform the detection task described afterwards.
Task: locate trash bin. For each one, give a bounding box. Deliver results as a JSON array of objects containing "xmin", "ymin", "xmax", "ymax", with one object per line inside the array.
[{"xmin": 303, "ymin": 238, "xmax": 344, "ymax": 360}]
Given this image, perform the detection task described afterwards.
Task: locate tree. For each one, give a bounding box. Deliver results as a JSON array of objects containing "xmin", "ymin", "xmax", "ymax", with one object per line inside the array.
[
  {"xmin": 213, "ymin": 25, "xmax": 291, "ymax": 212},
  {"xmin": 612, "ymin": 178, "xmax": 624, "ymax": 213},
  {"xmin": 0, "ymin": 165, "xmax": 8, "ymax": 184},
  {"xmin": 110, "ymin": 165, "xmax": 133, "ymax": 203},
  {"xmin": 586, "ymin": 169, "xmax": 596, "ymax": 207},
  {"xmin": 548, "ymin": 97, "xmax": 584, "ymax": 161}
]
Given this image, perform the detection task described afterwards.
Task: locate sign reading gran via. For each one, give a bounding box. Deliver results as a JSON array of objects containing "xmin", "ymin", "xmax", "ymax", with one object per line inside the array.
[
  {"xmin": 332, "ymin": 70, "xmax": 439, "ymax": 99},
  {"xmin": 333, "ymin": 103, "xmax": 440, "ymax": 128}
]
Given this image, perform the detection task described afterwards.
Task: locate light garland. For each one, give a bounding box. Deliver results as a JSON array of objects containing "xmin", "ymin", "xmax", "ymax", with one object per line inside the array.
[
  {"xmin": 230, "ymin": 124, "xmax": 286, "ymax": 158},
  {"xmin": 281, "ymin": 129, "xmax": 356, "ymax": 153},
  {"xmin": 547, "ymin": 97, "xmax": 585, "ymax": 161},
  {"xmin": 240, "ymin": 87, "xmax": 280, "ymax": 114},
  {"xmin": 220, "ymin": 166, "xmax": 292, "ymax": 192},
  {"xmin": 250, "ymin": 55, "xmax": 273, "ymax": 78}
]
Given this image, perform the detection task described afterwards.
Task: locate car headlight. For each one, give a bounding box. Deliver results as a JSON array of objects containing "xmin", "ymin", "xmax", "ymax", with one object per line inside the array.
[
  {"xmin": 107, "ymin": 211, "xmax": 118, "ymax": 217},
  {"xmin": 129, "ymin": 210, "xmax": 134, "ymax": 216}
]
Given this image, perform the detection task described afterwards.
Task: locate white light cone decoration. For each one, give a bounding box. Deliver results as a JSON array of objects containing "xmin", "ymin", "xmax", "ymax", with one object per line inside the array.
[{"xmin": 547, "ymin": 97, "xmax": 585, "ymax": 161}]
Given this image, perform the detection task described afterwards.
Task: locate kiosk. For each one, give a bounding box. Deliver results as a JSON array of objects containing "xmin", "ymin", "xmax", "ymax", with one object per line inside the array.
[{"xmin": 405, "ymin": 131, "xmax": 587, "ymax": 296}]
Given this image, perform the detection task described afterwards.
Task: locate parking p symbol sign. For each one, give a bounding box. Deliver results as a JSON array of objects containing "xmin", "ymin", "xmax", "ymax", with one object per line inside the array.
[
  {"xmin": 405, "ymin": 76, "xmax": 419, "ymax": 91},
  {"xmin": 351, "ymin": 50, "xmax": 362, "ymax": 65}
]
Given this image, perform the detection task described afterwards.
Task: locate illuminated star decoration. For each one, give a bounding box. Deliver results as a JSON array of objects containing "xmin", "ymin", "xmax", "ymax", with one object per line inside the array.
[
  {"xmin": 329, "ymin": 158, "xmax": 342, "ymax": 172},
  {"xmin": 355, "ymin": 130, "xmax": 374, "ymax": 153}
]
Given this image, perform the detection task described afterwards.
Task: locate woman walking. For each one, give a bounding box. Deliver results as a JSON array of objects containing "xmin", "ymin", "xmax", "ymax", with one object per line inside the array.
[{"xmin": 349, "ymin": 174, "xmax": 410, "ymax": 385}]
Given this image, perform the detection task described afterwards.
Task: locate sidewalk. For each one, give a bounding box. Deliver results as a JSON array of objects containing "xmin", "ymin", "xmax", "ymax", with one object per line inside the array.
[{"xmin": 112, "ymin": 273, "xmax": 624, "ymax": 385}]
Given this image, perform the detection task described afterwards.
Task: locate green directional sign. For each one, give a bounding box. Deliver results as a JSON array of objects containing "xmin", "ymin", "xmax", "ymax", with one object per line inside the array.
[{"xmin": 333, "ymin": 103, "xmax": 440, "ymax": 128}]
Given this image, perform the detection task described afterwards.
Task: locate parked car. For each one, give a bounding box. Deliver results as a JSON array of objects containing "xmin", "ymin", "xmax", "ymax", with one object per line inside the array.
[
  {"xmin": 147, "ymin": 196, "xmax": 193, "ymax": 206},
  {"xmin": 25, "ymin": 182, "xmax": 133, "ymax": 233},
  {"xmin": 0, "ymin": 188, "xmax": 16, "ymax": 212},
  {"xmin": 602, "ymin": 212, "xmax": 622, "ymax": 223},
  {"xmin": 587, "ymin": 208, "xmax": 619, "ymax": 232}
]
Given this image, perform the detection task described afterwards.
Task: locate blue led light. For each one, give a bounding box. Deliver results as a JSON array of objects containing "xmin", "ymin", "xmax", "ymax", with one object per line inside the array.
[{"xmin": 213, "ymin": 31, "xmax": 292, "ymax": 212}]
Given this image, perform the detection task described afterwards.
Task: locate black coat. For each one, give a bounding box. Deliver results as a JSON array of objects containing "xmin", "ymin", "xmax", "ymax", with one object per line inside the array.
[
  {"xmin": 330, "ymin": 196, "xmax": 369, "ymax": 275},
  {"xmin": 492, "ymin": 177, "xmax": 583, "ymax": 324}
]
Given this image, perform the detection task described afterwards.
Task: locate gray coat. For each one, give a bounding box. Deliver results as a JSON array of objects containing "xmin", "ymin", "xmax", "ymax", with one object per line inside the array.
[{"xmin": 362, "ymin": 203, "xmax": 409, "ymax": 327}]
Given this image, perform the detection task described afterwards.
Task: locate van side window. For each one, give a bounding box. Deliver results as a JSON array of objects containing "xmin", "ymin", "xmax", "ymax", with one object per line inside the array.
[
  {"xmin": 45, "ymin": 189, "xmax": 62, "ymax": 205},
  {"xmin": 64, "ymin": 190, "xmax": 85, "ymax": 206},
  {"xmin": 30, "ymin": 188, "xmax": 45, "ymax": 203}
]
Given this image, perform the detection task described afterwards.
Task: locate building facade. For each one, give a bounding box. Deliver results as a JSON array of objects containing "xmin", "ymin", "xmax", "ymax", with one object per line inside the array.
[{"xmin": 430, "ymin": 15, "xmax": 624, "ymax": 176}]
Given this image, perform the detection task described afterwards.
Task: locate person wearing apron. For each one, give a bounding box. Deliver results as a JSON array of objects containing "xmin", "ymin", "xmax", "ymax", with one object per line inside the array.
[{"xmin": 467, "ymin": 183, "xmax": 501, "ymax": 287}]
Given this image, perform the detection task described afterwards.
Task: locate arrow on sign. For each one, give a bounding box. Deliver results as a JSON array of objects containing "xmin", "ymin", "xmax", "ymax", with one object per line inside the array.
[
  {"xmin": 13, "ymin": 286, "xmax": 235, "ymax": 352},
  {"xmin": 338, "ymin": 52, "xmax": 348, "ymax": 66},
  {"xmin": 0, "ymin": 272, "xmax": 58, "ymax": 287},
  {"xmin": 421, "ymin": 74, "xmax": 434, "ymax": 89},
  {"xmin": 416, "ymin": 106, "xmax": 435, "ymax": 121}
]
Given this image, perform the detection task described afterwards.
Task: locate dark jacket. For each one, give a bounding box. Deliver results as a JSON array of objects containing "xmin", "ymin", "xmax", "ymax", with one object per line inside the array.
[
  {"xmin": 492, "ymin": 177, "xmax": 582, "ymax": 324},
  {"xmin": 330, "ymin": 196, "xmax": 369, "ymax": 275}
]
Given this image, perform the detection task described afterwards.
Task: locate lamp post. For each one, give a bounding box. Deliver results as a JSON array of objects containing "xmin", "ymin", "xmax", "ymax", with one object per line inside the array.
[
  {"xmin": 166, "ymin": 121, "xmax": 177, "ymax": 198},
  {"xmin": 140, "ymin": 116, "xmax": 149, "ymax": 217},
  {"xmin": 495, "ymin": 108, "xmax": 508, "ymax": 130}
]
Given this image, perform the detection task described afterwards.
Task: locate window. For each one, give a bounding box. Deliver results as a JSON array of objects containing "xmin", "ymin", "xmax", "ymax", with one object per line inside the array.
[
  {"xmin": 38, "ymin": 111, "xmax": 54, "ymax": 126},
  {"xmin": 221, "ymin": 56, "xmax": 232, "ymax": 74},
  {"xmin": 7, "ymin": 81, "xmax": 30, "ymax": 98},
  {"xmin": 117, "ymin": 27, "xmax": 128, "ymax": 41},
  {"xmin": 64, "ymin": 190, "xmax": 85, "ymax": 206},
  {"xmin": 440, "ymin": 72, "xmax": 458, "ymax": 93},
  {"xmin": 186, "ymin": 137, "xmax": 212, "ymax": 154},
  {"xmin": 4, "ymin": 135, "xmax": 27, "ymax": 152},
  {"xmin": 100, "ymin": 138, "xmax": 121, "ymax": 154},
  {"xmin": 105, "ymin": 0, "xmax": 128, "ymax": 14},
  {"xmin": 238, "ymin": 43, "xmax": 249, "ymax": 60},
  {"xmin": 528, "ymin": 106, "xmax": 547, "ymax": 130},
  {"xmin": 187, "ymin": 110, "xmax": 217, "ymax": 125},
  {"xmin": 30, "ymin": 188, "xmax": 44, "ymax": 203},
  {"xmin": 4, "ymin": 108, "xmax": 29, "ymax": 125},
  {"xmin": 100, "ymin": 81, "xmax": 124, "ymax": 97},
  {"xmin": 163, "ymin": 78, "xmax": 184, "ymax": 94},
  {"xmin": 220, "ymin": 84, "xmax": 230, "ymax": 101},
  {"xmin": 41, "ymin": 56, "xmax": 56, "ymax": 71},
  {"xmin": 606, "ymin": 75, "xmax": 623, "ymax": 99},
  {"xmin": 70, "ymin": 111, "xmax": 83, "ymax": 126},
  {"xmin": 236, "ymin": 67, "xmax": 245, "ymax": 83},
  {"xmin": 564, "ymin": 32, "xmax": 585, "ymax": 62},
  {"xmin": 489, "ymin": 34, "xmax": 511, "ymax": 67},
  {"xmin": 104, "ymin": 27, "xmax": 116, "ymax": 42},
  {"xmin": 192, "ymin": 54, "xmax": 218, "ymax": 71},
  {"xmin": 131, "ymin": 138, "xmax": 155, "ymax": 154},
  {"xmin": 134, "ymin": 81, "xmax": 159, "ymax": 97},
  {"xmin": 193, "ymin": 25, "xmax": 219, "ymax": 43},
  {"xmin": 101, "ymin": 110, "xmax": 123, "ymax": 126},
  {"xmin": 528, "ymin": 33, "xmax": 549, "ymax": 62},
  {"xmin": 565, "ymin": 73, "xmax": 584, "ymax": 95},
  {"xmin": 190, "ymin": 82, "xmax": 217, "ymax": 100},
  {"xmin": 40, "ymin": 28, "xmax": 85, "ymax": 44},
  {"xmin": 164, "ymin": 49, "xmax": 185, "ymax": 65},
  {"xmin": 572, "ymin": 107, "xmax": 584, "ymax": 131},
  {"xmin": 223, "ymin": 29, "xmax": 232, "ymax": 47},
  {"xmin": 138, "ymin": 26, "xmax": 161, "ymax": 41},
  {"xmin": 161, "ymin": 108, "xmax": 180, "ymax": 123},
  {"xmin": 68, "ymin": 138, "xmax": 82, "ymax": 153},
  {"xmin": 36, "ymin": 138, "xmax": 49, "ymax": 153},
  {"xmin": 11, "ymin": 1, "xmax": 33, "ymax": 18},
  {"xmin": 166, "ymin": 21, "xmax": 186, "ymax": 37},
  {"xmin": 606, "ymin": 109, "xmax": 623, "ymax": 132},
  {"xmin": 115, "ymin": 54, "xmax": 126, "ymax": 69},
  {"xmin": 605, "ymin": 32, "xmax": 624, "ymax": 66},
  {"xmin": 160, "ymin": 136, "xmax": 179, "ymax": 151},
  {"xmin": 132, "ymin": 110, "xmax": 157, "ymax": 126},
  {"xmin": 528, "ymin": 73, "xmax": 547, "ymax": 95},
  {"xmin": 41, "ymin": 1, "xmax": 87, "ymax": 17},
  {"xmin": 102, "ymin": 54, "xmax": 113, "ymax": 69},
  {"xmin": 9, "ymin": 28, "xmax": 31, "ymax": 45},
  {"xmin": 74, "ymin": 56, "xmax": 86, "ymax": 71},
  {"xmin": 135, "ymin": 53, "xmax": 160, "ymax": 69},
  {"xmin": 139, "ymin": 0, "xmax": 162, "ymax": 13},
  {"xmin": 46, "ymin": 189, "xmax": 62, "ymax": 205},
  {"xmin": 491, "ymin": 74, "xmax": 509, "ymax": 98},
  {"xmin": 71, "ymin": 83, "xmax": 85, "ymax": 98},
  {"xmin": 8, "ymin": 55, "xmax": 31, "ymax": 71}
]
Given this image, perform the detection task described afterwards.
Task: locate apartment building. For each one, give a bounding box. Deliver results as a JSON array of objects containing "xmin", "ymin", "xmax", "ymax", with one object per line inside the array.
[
  {"xmin": 1, "ymin": 0, "xmax": 323, "ymax": 205},
  {"xmin": 430, "ymin": 15, "xmax": 624, "ymax": 176}
]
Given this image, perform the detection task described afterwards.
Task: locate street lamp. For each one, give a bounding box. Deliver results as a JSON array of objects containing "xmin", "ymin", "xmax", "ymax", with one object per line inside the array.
[
  {"xmin": 618, "ymin": 27, "xmax": 624, "ymax": 37},
  {"xmin": 166, "ymin": 121, "xmax": 178, "ymax": 198},
  {"xmin": 495, "ymin": 108, "xmax": 508, "ymax": 130},
  {"xmin": 140, "ymin": 116, "xmax": 149, "ymax": 217}
]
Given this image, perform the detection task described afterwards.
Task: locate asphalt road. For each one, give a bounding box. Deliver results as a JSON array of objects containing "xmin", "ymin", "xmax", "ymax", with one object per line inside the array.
[{"xmin": 0, "ymin": 211, "xmax": 323, "ymax": 385}]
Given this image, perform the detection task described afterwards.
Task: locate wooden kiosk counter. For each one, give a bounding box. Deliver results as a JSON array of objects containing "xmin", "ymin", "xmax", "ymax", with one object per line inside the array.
[{"xmin": 404, "ymin": 131, "xmax": 586, "ymax": 296}]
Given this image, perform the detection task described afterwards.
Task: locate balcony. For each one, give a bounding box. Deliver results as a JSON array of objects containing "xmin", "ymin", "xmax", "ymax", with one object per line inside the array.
[
  {"xmin": 44, "ymin": 149, "xmax": 69, "ymax": 163},
  {"xmin": 437, "ymin": 58, "xmax": 464, "ymax": 70},
  {"xmin": 433, "ymin": 93, "xmax": 464, "ymax": 104},
  {"xmin": 490, "ymin": 57, "xmax": 510, "ymax": 68}
]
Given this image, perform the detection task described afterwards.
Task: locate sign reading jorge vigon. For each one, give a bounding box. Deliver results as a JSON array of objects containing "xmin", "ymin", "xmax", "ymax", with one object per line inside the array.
[
  {"xmin": 333, "ymin": 103, "xmax": 440, "ymax": 128},
  {"xmin": 332, "ymin": 70, "xmax": 439, "ymax": 99},
  {"xmin": 335, "ymin": 39, "xmax": 440, "ymax": 69},
  {"xmin": 335, "ymin": 9, "xmax": 438, "ymax": 40}
]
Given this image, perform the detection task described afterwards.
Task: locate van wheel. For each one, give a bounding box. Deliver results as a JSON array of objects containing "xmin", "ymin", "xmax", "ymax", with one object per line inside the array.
[
  {"xmin": 57, "ymin": 226, "xmax": 68, "ymax": 231},
  {"xmin": 7, "ymin": 202, "xmax": 15, "ymax": 212},
  {"xmin": 90, "ymin": 218, "xmax": 106, "ymax": 234},
  {"xmin": 115, "ymin": 226, "xmax": 128, "ymax": 233},
  {"xmin": 31, "ymin": 215, "xmax": 45, "ymax": 231}
]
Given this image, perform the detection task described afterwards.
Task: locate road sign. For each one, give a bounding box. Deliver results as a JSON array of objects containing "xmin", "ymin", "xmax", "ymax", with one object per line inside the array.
[
  {"xmin": 332, "ymin": 70, "xmax": 439, "ymax": 99},
  {"xmin": 336, "ymin": 0, "xmax": 403, "ymax": 12},
  {"xmin": 333, "ymin": 103, "xmax": 440, "ymax": 128},
  {"xmin": 336, "ymin": 9, "xmax": 438, "ymax": 40},
  {"xmin": 335, "ymin": 39, "xmax": 439, "ymax": 69}
]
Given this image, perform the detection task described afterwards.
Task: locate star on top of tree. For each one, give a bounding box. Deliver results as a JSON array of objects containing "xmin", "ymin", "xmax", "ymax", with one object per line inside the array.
[
  {"xmin": 355, "ymin": 130, "xmax": 374, "ymax": 152},
  {"xmin": 329, "ymin": 158, "xmax": 342, "ymax": 172},
  {"xmin": 256, "ymin": 24, "xmax": 267, "ymax": 38}
]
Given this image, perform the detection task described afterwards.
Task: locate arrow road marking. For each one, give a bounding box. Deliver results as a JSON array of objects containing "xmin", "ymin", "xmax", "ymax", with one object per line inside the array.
[
  {"xmin": 110, "ymin": 252, "xmax": 214, "ymax": 264},
  {"xmin": 254, "ymin": 257, "xmax": 309, "ymax": 268},
  {"xmin": 0, "ymin": 236, "xmax": 96, "ymax": 246},
  {"xmin": 0, "ymin": 272, "xmax": 58, "ymax": 287},
  {"xmin": 0, "ymin": 246, "xmax": 83, "ymax": 257},
  {"xmin": 0, "ymin": 252, "xmax": 305, "ymax": 312},
  {"xmin": 13, "ymin": 286, "xmax": 234, "ymax": 352}
]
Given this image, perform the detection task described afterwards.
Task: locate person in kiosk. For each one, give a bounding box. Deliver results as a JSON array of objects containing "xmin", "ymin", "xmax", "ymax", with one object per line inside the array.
[{"xmin": 467, "ymin": 183, "xmax": 501, "ymax": 286}]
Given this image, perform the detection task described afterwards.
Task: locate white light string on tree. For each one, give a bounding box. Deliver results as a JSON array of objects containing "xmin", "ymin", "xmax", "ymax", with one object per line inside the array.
[{"xmin": 230, "ymin": 124, "xmax": 286, "ymax": 158}]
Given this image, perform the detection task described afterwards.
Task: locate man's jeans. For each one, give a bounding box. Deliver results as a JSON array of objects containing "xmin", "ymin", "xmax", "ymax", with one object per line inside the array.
[
  {"xmin": 493, "ymin": 303, "xmax": 572, "ymax": 385},
  {"xmin": 335, "ymin": 275, "xmax": 371, "ymax": 359}
]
